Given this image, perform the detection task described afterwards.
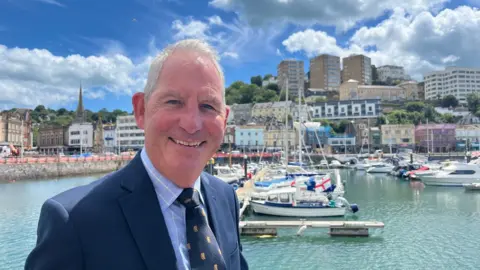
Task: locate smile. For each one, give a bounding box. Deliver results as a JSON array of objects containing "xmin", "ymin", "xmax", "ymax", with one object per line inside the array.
[{"xmin": 169, "ymin": 137, "xmax": 205, "ymax": 148}]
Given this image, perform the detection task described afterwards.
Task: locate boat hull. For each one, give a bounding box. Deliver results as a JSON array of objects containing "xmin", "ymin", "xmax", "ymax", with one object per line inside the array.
[
  {"xmin": 250, "ymin": 201, "xmax": 346, "ymax": 217},
  {"xmin": 422, "ymin": 177, "xmax": 480, "ymax": 187},
  {"xmin": 367, "ymin": 167, "xmax": 394, "ymax": 173}
]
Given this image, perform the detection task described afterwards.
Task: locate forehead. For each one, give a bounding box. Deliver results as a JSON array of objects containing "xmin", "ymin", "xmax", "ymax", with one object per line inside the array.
[{"xmin": 155, "ymin": 49, "xmax": 223, "ymax": 96}]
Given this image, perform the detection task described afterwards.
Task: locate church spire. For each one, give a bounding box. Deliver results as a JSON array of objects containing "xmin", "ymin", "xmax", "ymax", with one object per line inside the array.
[{"xmin": 74, "ymin": 83, "xmax": 85, "ymax": 123}]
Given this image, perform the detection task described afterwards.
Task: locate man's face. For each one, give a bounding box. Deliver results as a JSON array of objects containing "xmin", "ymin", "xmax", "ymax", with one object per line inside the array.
[{"xmin": 134, "ymin": 49, "xmax": 228, "ymax": 187}]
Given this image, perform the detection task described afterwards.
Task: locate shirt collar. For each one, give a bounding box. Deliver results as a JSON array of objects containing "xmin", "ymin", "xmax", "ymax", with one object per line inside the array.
[{"xmin": 140, "ymin": 147, "xmax": 203, "ymax": 211}]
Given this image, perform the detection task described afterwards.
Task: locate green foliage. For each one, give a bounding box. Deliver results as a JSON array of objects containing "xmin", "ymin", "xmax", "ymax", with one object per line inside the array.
[
  {"xmin": 405, "ymin": 102, "xmax": 425, "ymax": 113},
  {"xmin": 467, "ymin": 93, "xmax": 480, "ymax": 115},
  {"xmin": 250, "ymin": 75, "xmax": 263, "ymax": 87},
  {"xmin": 441, "ymin": 113, "xmax": 456, "ymax": 123},
  {"xmin": 265, "ymin": 83, "xmax": 280, "ymax": 94},
  {"xmin": 441, "ymin": 95, "xmax": 459, "ymax": 108},
  {"xmin": 315, "ymin": 97, "xmax": 327, "ymax": 103},
  {"xmin": 263, "ymin": 74, "xmax": 273, "ymax": 81}
]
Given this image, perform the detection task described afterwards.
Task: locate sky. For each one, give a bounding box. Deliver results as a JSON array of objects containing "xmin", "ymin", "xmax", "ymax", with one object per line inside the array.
[{"xmin": 1, "ymin": 0, "xmax": 480, "ymax": 112}]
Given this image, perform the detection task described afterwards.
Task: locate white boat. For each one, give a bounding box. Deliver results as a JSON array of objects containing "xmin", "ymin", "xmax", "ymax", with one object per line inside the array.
[
  {"xmin": 420, "ymin": 164, "xmax": 480, "ymax": 186},
  {"xmin": 249, "ymin": 177, "xmax": 358, "ymax": 217},
  {"xmin": 330, "ymin": 160, "xmax": 343, "ymax": 168},
  {"xmin": 214, "ymin": 166, "xmax": 244, "ymax": 184},
  {"xmin": 366, "ymin": 163, "xmax": 395, "ymax": 173},
  {"xmin": 464, "ymin": 183, "xmax": 480, "ymax": 191}
]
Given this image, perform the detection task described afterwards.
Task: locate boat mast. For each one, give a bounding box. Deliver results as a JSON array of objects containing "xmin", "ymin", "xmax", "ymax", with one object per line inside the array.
[
  {"xmin": 298, "ymin": 87, "xmax": 302, "ymax": 165},
  {"xmin": 284, "ymin": 76, "xmax": 289, "ymax": 169}
]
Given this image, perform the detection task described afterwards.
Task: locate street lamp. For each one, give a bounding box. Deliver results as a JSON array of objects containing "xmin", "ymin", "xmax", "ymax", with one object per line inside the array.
[{"xmin": 243, "ymin": 154, "xmax": 248, "ymax": 180}]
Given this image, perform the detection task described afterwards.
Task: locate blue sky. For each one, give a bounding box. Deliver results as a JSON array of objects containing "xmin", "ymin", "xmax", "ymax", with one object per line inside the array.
[{"xmin": 1, "ymin": 0, "xmax": 479, "ymax": 113}]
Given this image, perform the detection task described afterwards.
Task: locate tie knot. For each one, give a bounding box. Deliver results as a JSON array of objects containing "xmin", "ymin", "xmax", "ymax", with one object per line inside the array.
[{"xmin": 176, "ymin": 188, "xmax": 201, "ymax": 208}]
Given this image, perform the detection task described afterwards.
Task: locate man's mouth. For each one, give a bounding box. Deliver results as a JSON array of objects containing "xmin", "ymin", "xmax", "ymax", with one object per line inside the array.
[{"xmin": 169, "ymin": 137, "xmax": 206, "ymax": 148}]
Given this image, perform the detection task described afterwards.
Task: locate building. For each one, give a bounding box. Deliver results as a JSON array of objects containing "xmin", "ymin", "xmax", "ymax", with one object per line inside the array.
[
  {"xmin": 381, "ymin": 125, "xmax": 415, "ymax": 151},
  {"xmin": 339, "ymin": 79, "xmax": 405, "ymax": 101},
  {"xmin": 298, "ymin": 122, "xmax": 332, "ymax": 148},
  {"xmin": 354, "ymin": 120, "xmax": 382, "ymax": 152},
  {"xmin": 327, "ymin": 135, "xmax": 356, "ymax": 153},
  {"xmin": 37, "ymin": 125, "xmax": 68, "ymax": 154},
  {"xmin": 228, "ymin": 103, "xmax": 253, "ymax": 125},
  {"xmin": 93, "ymin": 118, "xmax": 104, "ymax": 153},
  {"xmin": 0, "ymin": 109, "xmax": 32, "ymax": 149},
  {"xmin": 292, "ymin": 104, "xmax": 309, "ymax": 122},
  {"xmin": 418, "ymin": 82, "xmax": 425, "ymax": 100},
  {"xmin": 262, "ymin": 76, "xmax": 277, "ymax": 87},
  {"xmin": 103, "ymin": 124, "xmax": 117, "ymax": 153},
  {"xmin": 309, "ymin": 54, "xmax": 341, "ymax": 91},
  {"xmin": 423, "ymin": 66, "xmax": 480, "ymax": 104},
  {"xmin": 377, "ymin": 65, "xmax": 408, "ymax": 83},
  {"xmin": 341, "ymin": 54, "xmax": 372, "ymax": 85},
  {"xmin": 277, "ymin": 59, "xmax": 305, "ymax": 96},
  {"xmin": 310, "ymin": 99, "xmax": 381, "ymax": 121},
  {"xmin": 455, "ymin": 125, "xmax": 480, "ymax": 150},
  {"xmin": 67, "ymin": 122, "xmax": 94, "ymax": 153},
  {"xmin": 116, "ymin": 115, "xmax": 144, "ymax": 151},
  {"xmin": 234, "ymin": 125, "xmax": 265, "ymax": 151},
  {"xmin": 221, "ymin": 125, "xmax": 235, "ymax": 150},
  {"xmin": 73, "ymin": 85, "xmax": 86, "ymax": 123},
  {"xmin": 264, "ymin": 127, "xmax": 296, "ymax": 151},
  {"xmin": 251, "ymin": 101, "xmax": 293, "ymax": 121},
  {"xmin": 397, "ymin": 81, "xmax": 421, "ymax": 100},
  {"xmin": 415, "ymin": 124, "xmax": 456, "ymax": 152}
]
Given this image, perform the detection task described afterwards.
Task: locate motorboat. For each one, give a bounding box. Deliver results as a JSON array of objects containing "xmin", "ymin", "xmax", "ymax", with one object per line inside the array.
[
  {"xmin": 214, "ymin": 165, "xmax": 244, "ymax": 185},
  {"xmin": 464, "ymin": 183, "xmax": 480, "ymax": 191},
  {"xmin": 366, "ymin": 163, "xmax": 395, "ymax": 173},
  {"xmin": 420, "ymin": 164, "xmax": 480, "ymax": 186},
  {"xmin": 249, "ymin": 176, "xmax": 358, "ymax": 217},
  {"xmin": 329, "ymin": 160, "xmax": 344, "ymax": 168}
]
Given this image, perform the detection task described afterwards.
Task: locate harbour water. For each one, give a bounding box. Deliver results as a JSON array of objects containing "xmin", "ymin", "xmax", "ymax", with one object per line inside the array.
[{"xmin": 1, "ymin": 170, "xmax": 480, "ymax": 269}]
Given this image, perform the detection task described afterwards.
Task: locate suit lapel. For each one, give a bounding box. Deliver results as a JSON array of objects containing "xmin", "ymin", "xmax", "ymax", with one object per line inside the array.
[
  {"xmin": 201, "ymin": 174, "xmax": 225, "ymax": 250},
  {"xmin": 117, "ymin": 154, "xmax": 177, "ymax": 270}
]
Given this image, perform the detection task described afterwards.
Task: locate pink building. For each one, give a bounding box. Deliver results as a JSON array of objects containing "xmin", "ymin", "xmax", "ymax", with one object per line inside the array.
[{"xmin": 415, "ymin": 124, "xmax": 456, "ymax": 152}]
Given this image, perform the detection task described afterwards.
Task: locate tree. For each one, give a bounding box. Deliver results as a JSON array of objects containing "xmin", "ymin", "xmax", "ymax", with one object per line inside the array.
[
  {"xmin": 405, "ymin": 102, "xmax": 425, "ymax": 113},
  {"xmin": 376, "ymin": 116, "xmax": 386, "ymax": 126},
  {"xmin": 57, "ymin": 108, "xmax": 68, "ymax": 115},
  {"xmin": 265, "ymin": 83, "xmax": 280, "ymax": 94},
  {"xmin": 442, "ymin": 95, "xmax": 459, "ymax": 108},
  {"xmin": 263, "ymin": 74, "xmax": 273, "ymax": 81},
  {"xmin": 467, "ymin": 93, "xmax": 480, "ymax": 114},
  {"xmin": 253, "ymin": 89, "xmax": 278, "ymax": 103},
  {"xmin": 250, "ymin": 75, "xmax": 263, "ymax": 87},
  {"xmin": 441, "ymin": 113, "xmax": 456, "ymax": 123},
  {"xmin": 315, "ymin": 97, "xmax": 327, "ymax": 103}
]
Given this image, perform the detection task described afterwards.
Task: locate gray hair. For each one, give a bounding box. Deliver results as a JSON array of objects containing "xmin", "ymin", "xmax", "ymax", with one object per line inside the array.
[{"xmin": 143, "ymin": 39, "xmax": 225, "ymax": 102}]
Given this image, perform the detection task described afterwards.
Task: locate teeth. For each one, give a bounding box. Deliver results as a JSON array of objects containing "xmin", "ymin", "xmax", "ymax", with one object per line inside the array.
[{"xmin": 173, "ymin": 138, "xmax": 201, "ymax": 147}]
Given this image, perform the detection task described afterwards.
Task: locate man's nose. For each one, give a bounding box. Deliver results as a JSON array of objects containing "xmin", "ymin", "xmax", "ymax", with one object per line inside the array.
[{"xmin": 179, "ymin": 105, "xmax": 202, "ymax": 134}]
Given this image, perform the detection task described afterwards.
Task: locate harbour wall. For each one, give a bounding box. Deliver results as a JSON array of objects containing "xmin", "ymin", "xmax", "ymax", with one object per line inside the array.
[{"xmin": 0, "ymin": 156, "xmax": 133, "ymax": 182}]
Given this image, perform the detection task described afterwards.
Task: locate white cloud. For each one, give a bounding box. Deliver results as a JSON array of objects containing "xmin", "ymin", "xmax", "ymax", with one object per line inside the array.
[
  {"xmin": 222, "ymin": 52, "xmax": 239, "ymax": 59},
  {"xmin": 209, "ymin": 0, "xmax": 448, "ymax": 31},
  {"xmin": 172, "ymin": 18, "xmax": 211, "ymax": 40},
  {"xmin": 35, "ymin": 0, "xmax": 65, "ymax": 7},
  {"xmin": 282, "ymin": 6, "xmax": 480, "ymax": 80},
  {"xmin": 171, "ymin": 16, "xmax": 283, "ymax": 64},
  {"xmin": 0, "ymin": 45, "xmax": 152, "ymax": 108}
]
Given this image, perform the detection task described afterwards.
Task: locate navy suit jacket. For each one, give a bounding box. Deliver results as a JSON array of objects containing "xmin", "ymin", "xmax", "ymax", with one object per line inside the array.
[{"xmin": 25, "ymin": 153, "xmax": 248, "ymax": 270}]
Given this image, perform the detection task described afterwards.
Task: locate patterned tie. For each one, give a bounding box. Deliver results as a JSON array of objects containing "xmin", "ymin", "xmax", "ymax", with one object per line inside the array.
[{"xmin": 177, "ymin": 188, "xmax": 227, "ymax": 270}]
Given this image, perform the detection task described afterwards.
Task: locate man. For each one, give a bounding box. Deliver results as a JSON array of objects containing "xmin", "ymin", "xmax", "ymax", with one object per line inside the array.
[{"xmin": 25, "ymin": 39, "xmax": 249, "ymax": 270}]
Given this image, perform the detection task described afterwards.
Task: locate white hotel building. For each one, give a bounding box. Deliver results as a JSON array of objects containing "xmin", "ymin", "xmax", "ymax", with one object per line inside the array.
[
  {"xmin": 116, "ymin": 115, "xmax": 145, "ymax": 151},
  {"xmin": 424, "ymin": 67, "xmax": 480, "ymax": 104}
]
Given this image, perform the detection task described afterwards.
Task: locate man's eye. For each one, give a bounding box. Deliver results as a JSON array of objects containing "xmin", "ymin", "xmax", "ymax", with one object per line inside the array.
[
  {"xmin": 201, "ymin": 104, "xmax": 215, "ymax": 110},
  {"xmin": 166, "ymin": 100, "xmax": 180, "ymax": 105}
]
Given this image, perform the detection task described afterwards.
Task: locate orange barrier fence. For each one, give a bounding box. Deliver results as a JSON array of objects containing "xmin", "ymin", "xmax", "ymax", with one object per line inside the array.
[{"xmin": 0, "ymin": 155, "xmax": 136, "ymax": 164}]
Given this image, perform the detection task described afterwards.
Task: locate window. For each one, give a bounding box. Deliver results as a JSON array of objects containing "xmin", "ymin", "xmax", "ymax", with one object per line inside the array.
[
  {"xmin": 267, "ymin": 195, "xmax": 279, "ymax": 202},
  {"xmin": 450, "ymin": 170, "xmax": 476, "ymax": 175},
  {"xmin": 279, "ymin": 194, "xmax": 289, "ymax": 203},
  {"xmin": 70, "ymin": 131, "xmax": 80, "ymax": 135}
]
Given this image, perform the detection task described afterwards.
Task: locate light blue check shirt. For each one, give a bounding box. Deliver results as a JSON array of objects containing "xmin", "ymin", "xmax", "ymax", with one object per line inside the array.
[{"xmin": 140, "ymin": 148, "xmax": 206, "ymax": 270}]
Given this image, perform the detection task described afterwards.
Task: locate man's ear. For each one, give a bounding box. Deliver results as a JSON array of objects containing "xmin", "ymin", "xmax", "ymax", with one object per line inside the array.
[
  {"xmin": 132, "ymin": 92, "xmax": 146, "ymax": 129},
  {"xmin": 224, "ymin": 105, "xmax": 230, "ymax": 128}
]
